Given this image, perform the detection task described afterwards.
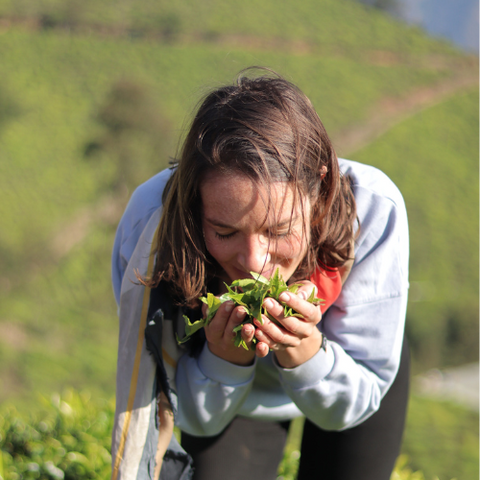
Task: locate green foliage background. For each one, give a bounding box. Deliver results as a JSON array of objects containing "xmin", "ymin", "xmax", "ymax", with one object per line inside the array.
[
  {"xmin": 355, "ymin": 89, "xmax": 479, "ymax": 368},
  {"xmin": 0, "ymin": 391, "xmax": 477, "ymax": 479},
  {"xmin": 0, "ymin": 0, "xmax": 477, "ymax": 478}
]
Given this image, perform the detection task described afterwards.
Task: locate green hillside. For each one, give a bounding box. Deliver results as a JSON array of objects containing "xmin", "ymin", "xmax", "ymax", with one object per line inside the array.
[
  {"xmin": 0, "ymin": 1, "xmax": 478, "ymax": 477},
  {"xmin": 354, "ymin": 88, "xmax": 479, "ymax": 370},
  {"xmin": 0, "ymin": 29, "xmax": 458, "ymax": 282},
  {"xmin": 0, "ymin": 0, "xmax": 477, "ymax": 413},
  {"xmin": 0, "ymin": 0, "xmax": 461, "ymax": 57}
]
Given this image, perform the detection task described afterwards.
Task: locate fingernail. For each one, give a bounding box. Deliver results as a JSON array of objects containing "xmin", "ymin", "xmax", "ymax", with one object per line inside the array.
[
  {"xmin": 244, "ymin": 325, "xmax": 253, "ymax": 335},
  {"xmin": 298, "ymin": 291, "xmax": 307, "ymax": 300},
  {"xmin": 224, "ymin": 302, "xmax": 234, "ymax": 313},
  {"xmin": 236, "ymin": 308, "xmax": 245, "ymax": 319},
  {"xmin": 263, "ymin": 298, "xmax": 274, "ymax": 309},
  {"xmin": 279, "ymin": 292, "xmax": 290, "ymax": 302}
]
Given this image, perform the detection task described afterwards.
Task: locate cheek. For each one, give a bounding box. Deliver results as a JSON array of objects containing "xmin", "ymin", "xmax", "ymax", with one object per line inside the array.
[
  {"xmin": 204, "ymin": 236, "xmax": 233, "ymax": 263},
  {"xmin": 278, "ymin": 232, "xmax": 309, "ymax": 260}
]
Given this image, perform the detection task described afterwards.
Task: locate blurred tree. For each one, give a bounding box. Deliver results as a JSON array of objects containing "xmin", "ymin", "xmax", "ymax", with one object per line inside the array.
[
  {"xmin": 129, "ymin": 11, "xmax": 183, "ymax": 41},
  {"xmin": 357, "ymin": 0, "xmax": 402, "ymax": 15},
  {"xmin": 84, "ymin": 79, "xmax": 172, "ymax": 194},
  {"xmin": 0, "ymin": 85, "xmax": 21, "ymax": 133},
  {"xmin": 0, "ymin": 86, "xmax": 22, "ymax": 282},
  {"xmin": 158, "ymin": 13, "xmax": 183, "ymax": 42},
  {"xmin": 38, "ymin": 0, "xmax": 91, "ymax": 32}
]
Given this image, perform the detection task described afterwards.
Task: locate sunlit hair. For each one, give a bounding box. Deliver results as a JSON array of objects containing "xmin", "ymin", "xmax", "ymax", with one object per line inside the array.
[{"xmin": 144, "ymin": 67, "xmax": 356, "ymax": 305}]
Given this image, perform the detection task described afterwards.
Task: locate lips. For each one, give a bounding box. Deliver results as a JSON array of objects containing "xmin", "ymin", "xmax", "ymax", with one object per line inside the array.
[{"xmin": 228, "ymin": 266, "xmax": 276, "ymax": 281}]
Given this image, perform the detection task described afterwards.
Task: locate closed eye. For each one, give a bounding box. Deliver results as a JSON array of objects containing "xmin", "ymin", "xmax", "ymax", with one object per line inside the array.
[
  {"xmin": 215, "ymin": 231, "xmax": 236, "ymax": 240},
  {"xmin": 268, "ymin": 229, "xmax": 291, "ymax": 239}
]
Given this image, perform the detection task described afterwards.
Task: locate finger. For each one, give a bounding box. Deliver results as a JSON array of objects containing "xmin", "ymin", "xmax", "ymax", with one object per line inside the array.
[
  {"xmin": 241, "ymin": 322, "xmax": 255, "ymax": 344},
  {"xmin": 295, "ymin": 280, "xmax": 319, "ymax": 300},
  {"xmin": 225, "ymin": 306, "xmax": 248, "ymax": 341},
  {"xmin": 278, "ymin": 291, "xmax": 321, "ymax": 324},
  {"xmin": 255, "ymin": 327, "xmax": 295, "ymax": 351},
  {"xmin": 262, "ymin": 297, "xmax": 286, "ymax": 320},
  {"xmin": 262, "ymin": 298, "xmax": 313, "ymax": 337},
  {"xmin": 254, "ymin": 316, "xmax": 301, "ymax": 347},
  {"xmin": 205, "ymin": 301, "xmax": 234, "ymax": 340},
  {"xmin": 255, "ymin": 341, "xmax": 270, "ymax": 357}
]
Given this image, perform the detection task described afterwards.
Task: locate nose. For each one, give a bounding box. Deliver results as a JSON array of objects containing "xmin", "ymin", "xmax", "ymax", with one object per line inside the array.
[{"xmin": 237, "ymin": 235, "xmax": 272, "ymax": 274}]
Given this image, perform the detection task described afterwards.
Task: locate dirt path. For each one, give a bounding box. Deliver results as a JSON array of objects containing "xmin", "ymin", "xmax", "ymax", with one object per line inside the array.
[
  {"xmin": 1, "ymin": 15, "xmax": 475, "ymax": 69},
  {"xmin": 414, "ymin": 363, "xmax": 479, "ymax": 411},
  {"xmin": 332, "ymin": 67, "xmax": 479, "ymax": 157}
]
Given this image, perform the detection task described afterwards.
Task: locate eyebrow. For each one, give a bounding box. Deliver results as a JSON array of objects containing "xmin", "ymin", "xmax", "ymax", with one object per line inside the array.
[{"xmin": 204, "ymin": 216, "xmax": 299, "ymax": 230}]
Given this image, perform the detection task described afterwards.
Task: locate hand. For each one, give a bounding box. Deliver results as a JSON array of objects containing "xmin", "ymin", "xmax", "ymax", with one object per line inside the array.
[
  {"xmin": 204, "ymin": 301, "xmax": 256, "ymax": 366},
  {"xmin": 253, "ymin": 280, "xmax": 323, "ymax": 368}
]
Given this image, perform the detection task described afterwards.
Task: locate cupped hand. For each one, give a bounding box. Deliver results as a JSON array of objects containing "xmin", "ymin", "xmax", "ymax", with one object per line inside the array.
[
  {"xmin": 253, "ymin": 280, "xmax": 323, "ymax": 368},
  {"xmin": 204, "ymin": 301, "xmax": 256, "ymax": 366}
]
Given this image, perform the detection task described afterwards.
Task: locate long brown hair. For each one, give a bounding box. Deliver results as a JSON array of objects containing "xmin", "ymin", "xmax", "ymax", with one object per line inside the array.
[{"xmin": 145, "ymin": 68, "xmax": 356, "ymax": 305}]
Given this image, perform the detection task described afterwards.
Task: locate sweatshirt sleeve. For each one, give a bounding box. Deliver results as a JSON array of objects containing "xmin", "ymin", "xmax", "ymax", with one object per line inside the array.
[
  {"xmin": 175, "ymin": 345, "xmax": 256, "ymax": 436},
  {"xmin": 111, "ymin": 169, "xmax": 173, "ymax": 306},
  {"xmin": 275, "ymin": 163, "xmax": 410, "ymax": 430}
]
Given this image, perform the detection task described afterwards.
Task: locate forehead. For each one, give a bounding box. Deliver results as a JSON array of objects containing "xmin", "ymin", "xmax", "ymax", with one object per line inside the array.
[{"xmin": 199, "ymin": 171, "xmax": 307, "ymax": 225}]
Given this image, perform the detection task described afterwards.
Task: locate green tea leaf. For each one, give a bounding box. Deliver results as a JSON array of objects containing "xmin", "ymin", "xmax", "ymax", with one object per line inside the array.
[
  {"xmin": 177, "ymin": 268, "xmax": 325, "ymax": 347},
  {"xmin": 177, "ymin": 315, "xmax": 208, "ymax": 344},
  {"xmin": 250, "ymin": 271, "xmax": 269, "ymax": 284},
  {"xmin": 250, "ymin": 302, "xmax": 264, "ymax": 323},
  {"xmin": 307, "ymin": 287, "xmax": 322, "ymax": 305},
  {"xmin": 287, "ymin": 283, "xmax": 300, "ymax": 294},
  {"xmin": 231, "ymin": 278, "xmax": 257, "ymax": 290},
  {"xmin": 233, "ymin": 331, "xmax": 245, "ymax": 348}
]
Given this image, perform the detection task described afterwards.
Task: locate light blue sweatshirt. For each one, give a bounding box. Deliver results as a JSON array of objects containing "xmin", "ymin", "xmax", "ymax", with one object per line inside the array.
[{"xmin": 112, "ymin": 158, "xmax": 409, "ymax": 436}]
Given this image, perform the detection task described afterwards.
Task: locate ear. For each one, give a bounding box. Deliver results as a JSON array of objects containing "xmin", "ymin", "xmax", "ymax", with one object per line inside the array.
[{"xmin": 320, "ymin": 165, "xmax": 328, "ymax": 180}]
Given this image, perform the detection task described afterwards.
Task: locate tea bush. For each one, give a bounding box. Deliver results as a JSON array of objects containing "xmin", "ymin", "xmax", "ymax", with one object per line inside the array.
[
  {"xmin": 0, "ymin": 390, "xmax": 113, "ymax": 480},
  {"xmin": 1, "ymin": 391, "xmax": 475, "ymax": 479}
]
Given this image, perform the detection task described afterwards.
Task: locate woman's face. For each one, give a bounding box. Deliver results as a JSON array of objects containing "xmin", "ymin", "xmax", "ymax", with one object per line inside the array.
[{"xmin": 200, "ymin": 171, "xmax": 311, "ymax": 283}]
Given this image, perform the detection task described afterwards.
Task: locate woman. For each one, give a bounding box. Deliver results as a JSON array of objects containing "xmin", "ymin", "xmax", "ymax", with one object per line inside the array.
[{"xmin": 111, "ymin": 69, "xmax": 410, "ymax": 480}]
